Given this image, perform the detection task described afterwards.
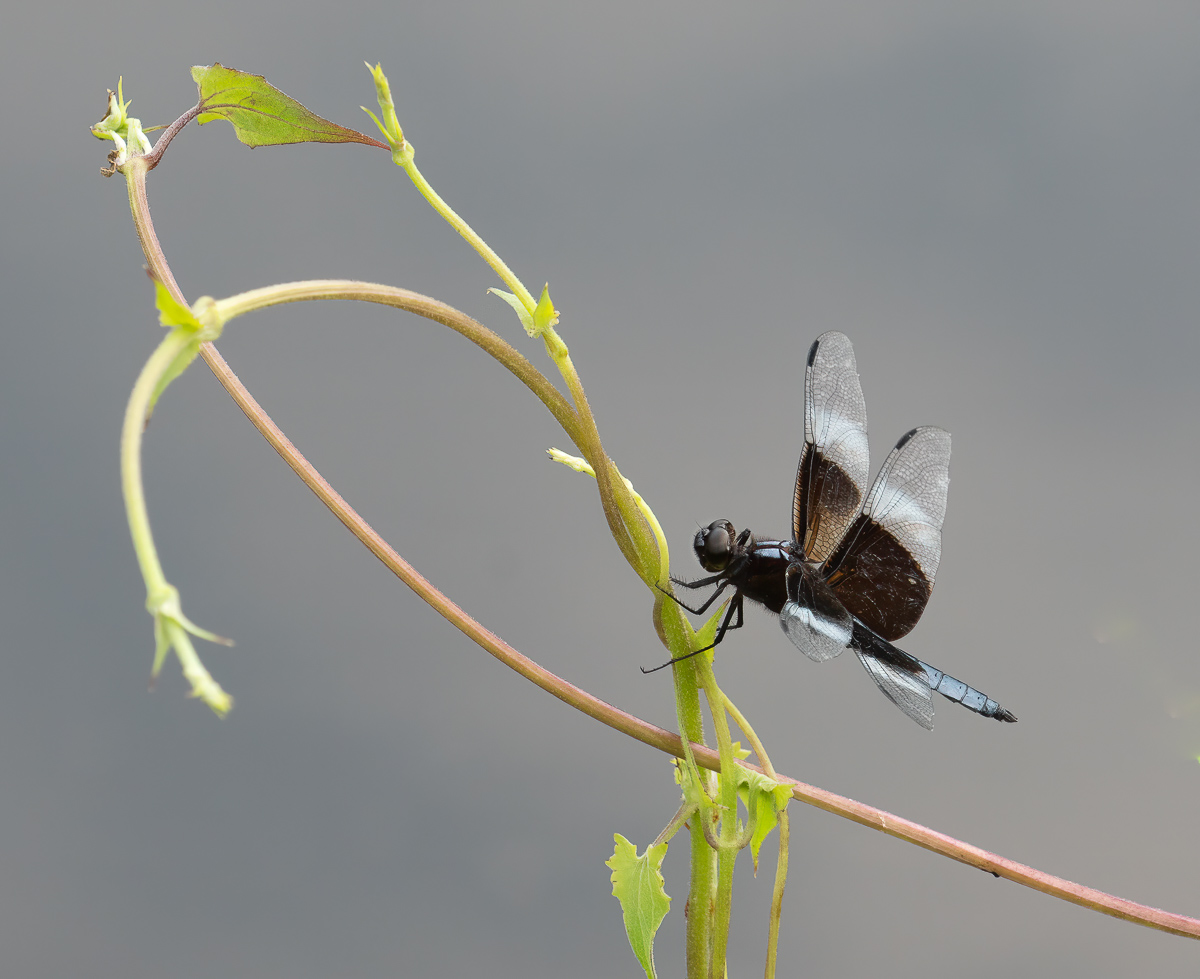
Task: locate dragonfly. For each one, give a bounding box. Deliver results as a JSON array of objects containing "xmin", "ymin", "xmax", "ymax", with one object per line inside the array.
[{"xmin": 660, "ymin": 331, "xmax": 1016, "ymax": 730}]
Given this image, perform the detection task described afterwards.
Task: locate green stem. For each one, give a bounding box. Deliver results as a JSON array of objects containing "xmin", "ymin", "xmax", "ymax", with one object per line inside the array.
[
  {"xmin": 658, "ymin": 577, "xmax": 714, "ymax": 978},
  {"xmin": 215, "ymin": 280, "xmax": 584, "ymax": 448},
  {"xmin": 393, "ymin": 138, "xmax": 656, "ymax": 582},
  {"xmin": 121, "ymin": 329, "xmax": 192, "ymax": 597},
  {"xmin": 765, "ymin": 811, "xmax": 790, "ymax": 979},
  {"xmin": 697, "ymin": 662, "xmax": 741, "ymax": 977},
  {"xmin": 120, "ymin": 326, "xmax": 232, "ymax": 714},
  {"xmin": 542, "ymin": 328, "xmax": 660, "ymax": 582},
  {"xmin": 723, "ymin": 692, "xmax": 789, "ymax": 979},
  {"xmin": 114, "ymin": 107, "xmax": 1200, "ymax": 950},
  {"xmin": 216, "ymin": 282, "xmax": 664, "ymax": 592},
  {"xmin": 398, "ymin": 153, "xmax": 537, "ymax": 313},
  {"xmin": 653, "ymin": 802, "xmax": 699, "ymax": 849},
  {"xmin": 545, "ymin": 450, "xmax": 671, "ymax": 585},
  {"xmin": 687, "ymin": 816, "xmax": 716, "ymax": 979}
]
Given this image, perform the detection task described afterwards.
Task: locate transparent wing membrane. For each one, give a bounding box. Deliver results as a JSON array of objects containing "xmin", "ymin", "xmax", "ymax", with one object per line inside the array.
[{"xmin": 793, "ymin": 332, "xmax": 870, "ymax": 562}]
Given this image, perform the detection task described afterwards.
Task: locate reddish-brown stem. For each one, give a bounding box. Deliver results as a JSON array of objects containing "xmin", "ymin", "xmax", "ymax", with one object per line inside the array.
[
  {"xmin": 201, "ymin": 338, "xmax": 1200, "ymax": 942},
  {"xmin": 142, "ymin": 104, "xmax": 202, "ymax": 170},
  {"xmin": 117, "ymin": 129, "xmax": 1200, "ymax": 947}
]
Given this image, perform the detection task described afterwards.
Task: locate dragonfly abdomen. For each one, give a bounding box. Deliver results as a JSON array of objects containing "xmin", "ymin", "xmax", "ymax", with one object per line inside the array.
[{"xmin": 919, "ymin": 662, "xmax": 1017, "ymax": 723}]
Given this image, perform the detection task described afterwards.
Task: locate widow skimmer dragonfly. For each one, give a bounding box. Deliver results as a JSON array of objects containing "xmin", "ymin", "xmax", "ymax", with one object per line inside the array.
[{"xmin": 663, "ymin": 332, "xmax": 1016, "ymax": 730}]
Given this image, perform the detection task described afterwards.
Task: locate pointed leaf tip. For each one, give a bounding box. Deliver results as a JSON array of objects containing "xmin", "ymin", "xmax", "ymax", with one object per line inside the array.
[
  {"xmin": 153, "ymin": 279, "xmax": 200, "ymax": 330},
  {"xmin": 734, "ymin": 764, "xmax": 792, "ymax": 874},
  {"xmin": 487, "ymin": 288, "xmax": 536, "ymax": 334},
  {"xmin": 191, "ymin": 64, "xmax": 387, "ymax": 149},
  {"xmin": 531, "ymin": 283, "xmax": 559, "ymax": 336}
]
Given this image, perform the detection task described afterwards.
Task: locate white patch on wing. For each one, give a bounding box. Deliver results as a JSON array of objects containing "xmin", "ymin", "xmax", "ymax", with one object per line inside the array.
[{"xmin": 780, "ymin": 600, "xmax": 853, "ymax": 662}]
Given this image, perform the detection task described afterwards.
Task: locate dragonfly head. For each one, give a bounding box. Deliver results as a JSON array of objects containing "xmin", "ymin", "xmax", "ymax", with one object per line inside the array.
[{"xmin": 694, "ymin": 520, "xmax": 737, "ymax": 572}]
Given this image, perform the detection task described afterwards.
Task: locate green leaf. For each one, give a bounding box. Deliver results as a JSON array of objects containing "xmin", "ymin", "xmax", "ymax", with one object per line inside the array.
[
  {"xmin": 487, "ymin": 288, "xmax": 535, "ymax": 333},
  {"xmin": 607, "ymin": 835, "xmax": 670, "ymax": 979},
  {"xmin": 673, "ymin": 756, "xmax": 711, "ymax": 813},
  {"xmin": 695, "ymin": 601, "xmax": 724, "ymax": 652},
  {"xmin": 146, "ymin": 283, "xmax": 229, "ymax": 421},
  {"xmin": 154, "ymin": 278, "xmax": 200, "ymax": 331},
  {"xmin": 146, "ymin": 338, "xmax": 201, "ymax": 422},
  {"xmin": 145, "ymin": 281, "xmax": 204, "ymax": 420},
  {"xmin": 672, "ymin": 595, "xmax": 724, "ymax": 670},
  {"xmin": 531, "ymin": 283, "xmax": 559, "ymax": 336},
  {"xmin": 191, "ymin": 64, "xmax": 387, "ymax": 149},
  {"xmin": 733, "ymin": 764, "xmax": 792, "ymax": 874}
]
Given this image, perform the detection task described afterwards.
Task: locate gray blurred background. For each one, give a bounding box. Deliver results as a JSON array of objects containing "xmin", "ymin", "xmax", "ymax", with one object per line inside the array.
[{"xmin": 4, "ymin": 2, "xmax": 1199, "ymax": 976}]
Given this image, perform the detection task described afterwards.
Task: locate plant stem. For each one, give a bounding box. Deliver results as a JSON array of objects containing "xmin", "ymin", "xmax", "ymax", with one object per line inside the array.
[
  {"xmin": 120, "ymin": 329, "xmax": 191, "ymax": 596},
  {"xmin": 542, "ymin": 329, "xmax": 660, "ymax": 582},
  {"xmin": 696, "ymin": 660, "xmax": 741, "ymax": 975},
  {"xmin": 399, "ymin": 151, "xmax": 537, "ymax": 313},
  {"xmin": 653, "ymin": 803, "xmax": 699, "ymax": 849},
  {"xmin": 722, "ymin": 692, "xmax": 789, "ymax": 979},
  {"xmin": 764, "ymin": 811, "xmax": 790, "ymax": 979},
  {"xmin": 687, "ymin": 815, "xmax": 716, "ymax": 979},
  {"xmin": 657, "ymin": 601, "xmax": 715, "ymax": 977},
  {"xmin": 124, "ymin": 158, "xmax": 182, "ymax": 300},
  {"xmin": 114, "ymin": 118, "xmax": 1200, "ymax": 948},
  {"xmin": 120, "ymin": 321, "xmax": 231, "ymax": 713},
  {"xmin": 678, "ymin": 674, "xmax": 715, "ymax": 979},
  {"xmin": 216, "ymin": 280, "xmax": 584, "ymax": 446},
  {"xmin": 142, "ymin": 104, "xmax": 202, "ymax": 171},
  {"xmin": 395, "ymin": 145, "xmax": 658, "ymax": 583}
]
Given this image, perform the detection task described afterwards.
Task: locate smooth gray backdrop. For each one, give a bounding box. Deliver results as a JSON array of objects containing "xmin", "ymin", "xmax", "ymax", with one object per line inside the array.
[{"xmin": 5, "ymin": 2, "xmax": 1199, "ymax": 976}]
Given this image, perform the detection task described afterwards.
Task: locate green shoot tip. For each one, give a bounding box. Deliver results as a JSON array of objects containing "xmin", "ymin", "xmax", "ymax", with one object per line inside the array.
[
  {"xmin": 547, "ymin": 448, "xmax": 593, "ymax": 475},
  {"xmin": 146, "ymin": 584, "xmax": 234, "ymax": 716},
  {"xmin": 91, "ymin": 77, "xmax": 151, "ymax": 173},
  {"xmin": 363, "ymin": 62, "xmax": 410, "ymax": 165}
]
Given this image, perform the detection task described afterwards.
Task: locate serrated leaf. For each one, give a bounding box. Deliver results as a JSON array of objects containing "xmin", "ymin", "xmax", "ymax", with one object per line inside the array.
[
  {"xmin": 191, "ymin": 64, "xmax": 387, "ymax": 149},
  {"xmin": 734, "ymin": 765, "xmax": 792, "ymax": 874},
  {"xmin": 607, "ymin": 834, "xmax": 670, "ymax": 979}
]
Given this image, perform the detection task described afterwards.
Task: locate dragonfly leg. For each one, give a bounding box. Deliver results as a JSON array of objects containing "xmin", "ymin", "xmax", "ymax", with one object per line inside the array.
[
  {"xmin": 709, "ymin": 592, "xmax": 744, "ymax": 646},
  {"xmin": 660, "ymin": 578, "xmax": 731, "ymax": 616},
  {"xmin": 641, "ymin": 593, "xmax": 743, "ymax": 674}
]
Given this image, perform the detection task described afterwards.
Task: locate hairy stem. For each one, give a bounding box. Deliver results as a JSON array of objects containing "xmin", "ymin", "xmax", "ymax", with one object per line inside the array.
[
  {"xmin": 722, "ymin": 692, "xmax": 789, "ymax": 979},
  {"xmin": 115, "ymin": 118, "xmax": 1200, "ymax": 948},
  {"xmin": 217, "ymin": 280, "xmax": 583, "ymax": 445},
  {"xmin": 696, "ymin": 661, "xmax": 741, "ymax": 975}
]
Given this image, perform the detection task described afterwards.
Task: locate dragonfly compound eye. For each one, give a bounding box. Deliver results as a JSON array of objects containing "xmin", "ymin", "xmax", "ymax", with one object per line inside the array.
[{"xmin": 695, "ymin": 520, "xmax": 733, "ymax": 571}]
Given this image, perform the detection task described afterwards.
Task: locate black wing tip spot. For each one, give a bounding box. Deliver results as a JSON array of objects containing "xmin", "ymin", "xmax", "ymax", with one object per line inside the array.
[
  {"xmin": 893, "ymin": 426, "xmax": 951, "ymax": 450},
  {"xmin": 806, "ymin": 336, "xmax": 822, "ymax": 367},
  {"xmin": 808, "ymin": 331, "xmax": 854, "ymax": 368}
]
